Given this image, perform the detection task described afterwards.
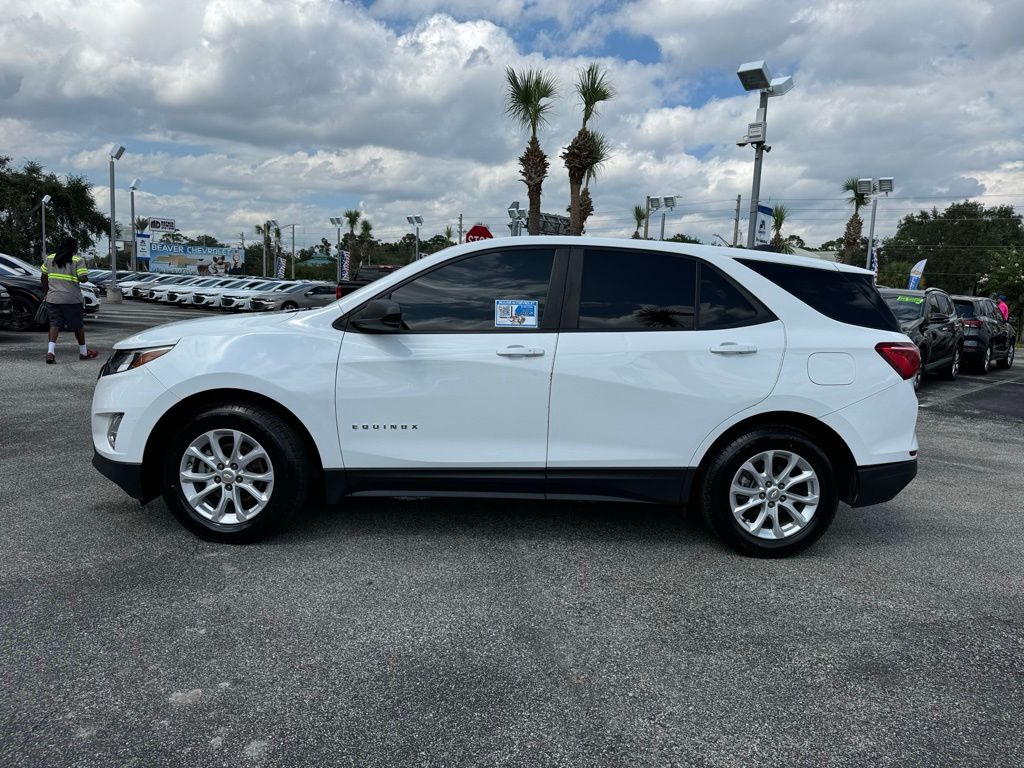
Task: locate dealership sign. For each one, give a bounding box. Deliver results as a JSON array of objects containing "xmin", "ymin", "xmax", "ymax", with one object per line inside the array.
[
  {"xmin": 148, "ymin": 218, "xmax": 176, "ymax": 232},
  {"xmin": 149, "ymin": 243, "xmax": 243, "ymax": 275}
]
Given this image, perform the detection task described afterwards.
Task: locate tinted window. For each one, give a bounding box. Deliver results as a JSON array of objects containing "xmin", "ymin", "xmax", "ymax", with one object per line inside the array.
[
  {"xmin": 698, "ymin": 264, "xmax": 767, "ymax": 330},
  {"xmin": 954, "ymin": 300, "xmax": 976, "ymax": 318},
  {"xmin": 741, "ymin": 259, "xmax": 901, "ymax": 332},
  {"xmin": 385, "ymin": 248, "xmax": 554, "ymax": 332},
  {"xmin": 883, "ymin": 292, "xmax": 926, "ymax": 322},
  {"xmin": 934, "ymin": 293, "xmax": 954, "ymax": 315},
  {"xmin": 578, "ymin": 249, "xmax": 695, "ymax": 330}
]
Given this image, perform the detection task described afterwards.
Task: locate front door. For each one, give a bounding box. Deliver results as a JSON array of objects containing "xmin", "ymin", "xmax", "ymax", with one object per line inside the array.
[
  {"xmin": 547, "ymin": 248, "xmax": 785, "ymax": 473},
  {"xmin": 337, "ymin": 246, "xmax": 563, "ymax": 470}
]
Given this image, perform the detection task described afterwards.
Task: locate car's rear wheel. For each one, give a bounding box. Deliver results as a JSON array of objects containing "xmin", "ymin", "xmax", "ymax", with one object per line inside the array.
[
  {"xmin": 162, "ymin": 405, "xmax": 312, "ymax": 543},
  {"xmin": 700, "ymin": 427, "xmax": 838, "ymax": 558},
  {"xmin": 281, "ymin": 301, "xmax": 298, "ymax": 310},
  {"xmin": 978, "ymin": 345, "xmax": 992, "ymax": 374},
  {"xmin": 1, "ymin": 296, "xmax": 38, "ymax": 331},
  {"xmin": 997, "ymin": 342, "xmax": 1015, "ymax": 369},
  {"xmin": 941, "ymin": 346, "xmax": 961, "ymax": 380}
]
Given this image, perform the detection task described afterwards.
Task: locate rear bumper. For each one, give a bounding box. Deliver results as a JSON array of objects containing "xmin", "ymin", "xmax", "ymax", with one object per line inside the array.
[
  {"xmin": 92, "ymin": 450, "xmax": 150, "ymax": 502},
  {"xmin": 848, "ymin": 459, "xmax": 917, "ymax": 507}
]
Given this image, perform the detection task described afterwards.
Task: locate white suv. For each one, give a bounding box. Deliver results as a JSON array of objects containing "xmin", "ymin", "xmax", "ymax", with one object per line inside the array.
[{"xmin": 91, "ymin": 238, "xmax": 920, "ymax": 556}]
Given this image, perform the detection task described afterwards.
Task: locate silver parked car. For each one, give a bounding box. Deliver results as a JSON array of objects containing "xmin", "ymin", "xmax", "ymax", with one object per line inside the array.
[{"xmin": 249, "ymin": 282, "xmax": 337, "ymax": 311}]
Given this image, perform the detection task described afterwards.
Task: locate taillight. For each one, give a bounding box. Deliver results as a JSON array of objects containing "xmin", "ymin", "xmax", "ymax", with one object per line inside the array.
[
  {"xmin": 335, "ymin": 285, "xmax": 342, "ymax": 299},
  {"xmin": 962, "ymin": 318, "xmax": 981, "ymax": 328},
  {"xmin": 875, "ymin": 342, "xmax": 921, "ymax": 380}
]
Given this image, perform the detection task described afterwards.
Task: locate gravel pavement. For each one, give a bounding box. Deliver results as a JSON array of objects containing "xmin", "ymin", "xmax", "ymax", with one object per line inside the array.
[{"xmin": 1, "ymin": 304, "xmax": 1022, "ymax": 768}]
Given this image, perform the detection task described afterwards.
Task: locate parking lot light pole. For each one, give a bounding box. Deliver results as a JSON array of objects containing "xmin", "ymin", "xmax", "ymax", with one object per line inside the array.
[
  {"xmin": 329, "ymin": 217, "xmax": 344, "ymax": 281},
  {"xmin": 40, "ymin": 194, "xmax": 51, "ymax": 262},
  {"xmin": 736, "ymin": 61, "xmax": 793, "ymax": 248},
  {"xmin": 129, "ymin": 179, "xmax": 139, "ymax": 273},
  {"xmin": 108, "ymin": 144, "xmax": 126, "ymax": 300},
  {"xmin": 279, "ymin": 223, "xmax": 297, "ymax": 280},
  {"xmin": 859, "ymin": 177, "xmax": 895, "ymax": 270},
  {"xmin": 406, "ymin": 215, "xmax": 423, "ymax": 260},
  {"xmin": 660, "ymin": 196, "xmax": 677, "ymax": 240}
]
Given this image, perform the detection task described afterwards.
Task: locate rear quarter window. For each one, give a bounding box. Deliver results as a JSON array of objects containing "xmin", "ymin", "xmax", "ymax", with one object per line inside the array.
[
  {"xmin": 954, "ymin": 300, "xmax": 976, "ymax": 318},
  {"xmin": 738, "ymin": 259, "xmax": 901, "ymax": 332}
]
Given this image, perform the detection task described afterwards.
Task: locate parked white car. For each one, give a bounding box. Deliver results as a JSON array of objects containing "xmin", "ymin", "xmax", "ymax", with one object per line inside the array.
[
  {"xmin": 91, "ymin": 238, "xmax": 920, "ymax": 556},
  {"xmin": 191, "ymin": 279, "xmax": 280, "ymax": 309},
  {"xmin": 161, "ymin": 277, "xmax": 242, "ymax": 305},
  {"xmin": 218, "ymin": 281, "xmax": 298, "ymax": 311}
]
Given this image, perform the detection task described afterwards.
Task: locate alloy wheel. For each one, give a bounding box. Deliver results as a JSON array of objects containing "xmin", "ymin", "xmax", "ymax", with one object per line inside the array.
[
  {"xmin": 178, "ymin": 429, "xmax": 275, "ymax": 526},
  {"xmin": 730, "ymin": 450, "xmax": 820, "ymax": 540}
]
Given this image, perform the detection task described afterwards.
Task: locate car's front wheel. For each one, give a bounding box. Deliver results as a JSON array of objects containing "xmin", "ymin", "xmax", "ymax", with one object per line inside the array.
[
  {"xmin": 162, "ymin": 404, "xmax": 312, "ymax": 543},
  {"xmin": 978, "ymin": 345, "xmax": 992, "ymax": 375},
  {"xmin": 997, "ymin": 342, "xmax": 1015, "ymax": 369},
  {"xmin": 700, "ymin": 427, "xmax": 838, "ymax": 558},
  {"xmin": 941, "ymin": 346, "xmax": 961, "ymax": 380},
  {"xmin": 281, "ymin": 301, "xmax": 298, "ymax": 310}
]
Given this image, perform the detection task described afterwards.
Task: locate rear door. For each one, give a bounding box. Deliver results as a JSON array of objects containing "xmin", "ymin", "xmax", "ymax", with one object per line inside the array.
[
  {"xmin": 547, "ymin": 247, "xmax": 784, "ymax": 473},
  {"xmin": 337, "ymin": 246, "xmax": 564, "ymax": 470}
]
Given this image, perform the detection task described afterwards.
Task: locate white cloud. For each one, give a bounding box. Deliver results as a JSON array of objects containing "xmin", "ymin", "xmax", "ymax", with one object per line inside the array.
[{"xmin": 0, "ymin": 0, "xmax": 1022, "ymax": 253}]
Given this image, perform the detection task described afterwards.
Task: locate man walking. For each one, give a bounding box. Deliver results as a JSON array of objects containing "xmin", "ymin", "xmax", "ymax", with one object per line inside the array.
[{"xmin": 40, "ymin": 236, "xmax": 98, "ymax": 364}]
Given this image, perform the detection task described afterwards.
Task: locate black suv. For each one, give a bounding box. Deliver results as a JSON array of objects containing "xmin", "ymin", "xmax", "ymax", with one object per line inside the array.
[
  {"xmin": 880, "ymin": 287, "xmax": 963, "ymax": 389},
  {"xmin": 951, "ymin": 295, "xmax": 1016, "ymax": 372}
]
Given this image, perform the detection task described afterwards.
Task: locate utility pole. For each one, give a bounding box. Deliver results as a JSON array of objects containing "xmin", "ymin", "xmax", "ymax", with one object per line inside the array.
[
  {"xmin": 291, "ymin": 225, "xmax": 295, "ymax": 280},
  {"xmin": 458, "ymin": 214, "xmax": 463, "ymax": 244},
  {"xmin": 746, "ymin": 90, "xmax": 769, "ymax": 249},
  {"xmin": 732, "ymin": 195, "xmax": 741, "ymax": 246}
]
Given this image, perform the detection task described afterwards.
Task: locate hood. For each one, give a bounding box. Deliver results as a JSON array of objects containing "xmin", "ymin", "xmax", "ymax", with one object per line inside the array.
[{"xmin": 113, "ymin": 309, "xmax": 294, "ymax": 349}]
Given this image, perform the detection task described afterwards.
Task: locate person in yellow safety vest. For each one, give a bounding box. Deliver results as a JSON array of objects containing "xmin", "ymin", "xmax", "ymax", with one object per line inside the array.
[{"xmin": 40, "ymin": 236, "xmax": 99, "ymax": 364}]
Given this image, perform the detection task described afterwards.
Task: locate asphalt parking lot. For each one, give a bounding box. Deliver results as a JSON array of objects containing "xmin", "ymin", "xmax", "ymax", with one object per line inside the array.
[{"xmin": 1, "ymin": 303, "xmax": 1022, "ymax": 768}]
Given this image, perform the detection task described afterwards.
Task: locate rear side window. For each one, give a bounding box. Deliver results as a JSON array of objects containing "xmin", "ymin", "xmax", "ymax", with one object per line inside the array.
[
  {"xmin": 738, "ymin": 259, "xmax": 901, "ymax": 332},
  {"xmin": 697, "ymin": 263, "xmax": 773, "ymax": 330},
  {"xmin": 578, "ymin": 249, "xmax": 695, "ymax": 330},
  {"xmin": 953, "ymin": 300, "xmax": 976, "ymax": 318}
]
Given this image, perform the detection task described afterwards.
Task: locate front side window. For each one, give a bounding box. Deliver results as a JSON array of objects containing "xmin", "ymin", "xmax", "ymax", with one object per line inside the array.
[
  {"xmin": 578, "ymin": 249, "xmax": 695, "ymax": 330},
  {"xmin": 382, "ymin": 248, "xmax": 555, "ymax": 332}
]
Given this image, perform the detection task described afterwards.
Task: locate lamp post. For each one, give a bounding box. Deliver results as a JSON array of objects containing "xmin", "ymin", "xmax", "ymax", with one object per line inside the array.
[
  {"xmin": 262, "ymin": 219, "xmax": 279, "ymax": 277},
  {"xmin": 406, "ymin": 215, "xmax": 423, "ymax": 260},
  {"xmin": 129, "ymin": 179, "xmax": 139, "ymax": 272},
  {"xmin": 329, "ymin": 216, "xmax": 344, "ymax": 281},
  {"xmin": 735, "ymin": 61, "xmax": 794, "ymax": 249},
  {"xmin": 40, "ymin": 194, "xmax": 51, "ymax": 262},
  {"xmin": 643, "ymin": 196, "xmax": 678, "ymax": 240},
  {"xmin": 108, "ymin": 144, "xmax": 125, "ymax": 296},
  {"xmin": 507, "ymin": 202, "xmax": 527, "ymax": 236},
  {"xmin": 858, "ymin": 177, "xmax": 895, "ymax": 270}
]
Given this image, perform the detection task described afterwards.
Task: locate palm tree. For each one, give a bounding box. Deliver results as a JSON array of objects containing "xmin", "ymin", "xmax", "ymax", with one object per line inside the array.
[
  {"xmin": 840, "ymin": 178, "xmax": 869, "ymax": 264},
  {"xmin": 579, "ymin": 131, "xmax": 611, "ymax": 234},
  {"xmin": 842, "ymin": 177, "xmax": 871, "ymax": 216},
  {"xmin": 562, "ymin": 63, "xmax": 615, "ymax": 235},
  {"xmin": 134, "ymin": 217, "xmax": 149, "ymax": 233},
  {"xmin": 444, "ymin": 225, "xmax": 454, "ymax": 245},
  {"xmin": 632, "ymin": 204, "xmax": 648, "ymax": 239},
  {"xmin": 771, "ymin": 204, "xmax": 794, "ymax": 253},
  {"xmin": 505, "ymin": 67, "xmax": 559, "ymax": 236},
  {"xmin": 343, "ymin": 209, "xmax": 361, "ymax": 263},
  {"xmin": 359, "ymin": 219, "xmax": 374, "ymax": 265}
]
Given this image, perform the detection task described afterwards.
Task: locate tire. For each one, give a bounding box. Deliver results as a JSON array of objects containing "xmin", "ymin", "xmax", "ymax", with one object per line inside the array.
[
  {"xmin": 997, "ymin": 342, "xmax": 1015, "ymax": 369},
  {"xmin": 978, "ymin": 345, "xmax": 992, "ymax": 375},
  {"xmin": 162, "ymin": 404, "xmax": 312, "ymax": 543},
  {"xmin": 1, "ymin": 296, "xmax": 39, "ymax": 331},
  {"xmin": 281, "ymin": 301, "xmax": 298, "ymax": 311},
  {"xmin": 914, "ymin": 349, "xmax": 927, "ymax": 390},
  {"xmin": 941, "ymin": 345, "xmax": 961, "ymax": 381},
  {"xmin": 700, "ymin": 426, "xmax": 838, "ymax": 558}
]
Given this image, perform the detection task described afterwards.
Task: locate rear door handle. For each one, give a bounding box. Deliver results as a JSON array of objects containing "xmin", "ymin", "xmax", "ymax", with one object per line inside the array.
[
  {"xmin": 496, "ymin": 345, "xmax": 545, "ymax": 357},
  {"xmin": 710, "ymin": 343, "xmax": 758, "ymax": 355}
]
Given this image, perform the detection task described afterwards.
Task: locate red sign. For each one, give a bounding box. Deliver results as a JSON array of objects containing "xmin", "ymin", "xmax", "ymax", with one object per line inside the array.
[{"xmin": 465, "ymin": 225, "xmax": 493, "ymax": 242}]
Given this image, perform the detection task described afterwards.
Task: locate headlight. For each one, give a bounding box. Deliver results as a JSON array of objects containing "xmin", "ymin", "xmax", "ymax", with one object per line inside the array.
[{"xmin": 101, "ymin": 345, "xmax": 175, "ymax": 377}]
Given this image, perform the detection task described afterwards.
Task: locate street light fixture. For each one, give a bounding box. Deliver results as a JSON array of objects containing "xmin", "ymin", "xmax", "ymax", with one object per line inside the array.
[
  {"xmin": 736, "ymin": 60, "xmax": 794, "ymax": 248},
  {"xmin": 858, "ymin": 176, "xmax": 896, "ymax": 270},
  {"xmin": 40, "ymin": 194, "xmax": 51, "ymax": 262},
  {"xmin": 129, "ymin": 178, "xmax": 140, "ymax": 272},
  {"xmin": 108, "ymin": 144, "xmax": 126, "ymax": 297},
  {"xmin": 643, "ymin": 195, "xmax": 678, "ymax": 240},
  {"xmin": 406, "ymin": 215, "xmax": 423, "ymax": 260}
]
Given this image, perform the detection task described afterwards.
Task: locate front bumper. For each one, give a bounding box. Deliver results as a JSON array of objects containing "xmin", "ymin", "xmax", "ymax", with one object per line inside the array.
[
  {"xmin": 92, "ymin": 450, "xmax": 149, "ymax": 501},
  {"xmin": 848, "ymin": 459, "xmax": 917, "ymax": 507}
]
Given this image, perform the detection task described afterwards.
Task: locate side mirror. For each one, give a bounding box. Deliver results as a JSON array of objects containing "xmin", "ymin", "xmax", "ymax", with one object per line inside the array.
[
  {"xmin": 350, "ymin": 299, "xmax": 403, "ymax": 332},
  {"xmin": 305, "ymin": 290, "xmax": 316, "ymax": 296}
]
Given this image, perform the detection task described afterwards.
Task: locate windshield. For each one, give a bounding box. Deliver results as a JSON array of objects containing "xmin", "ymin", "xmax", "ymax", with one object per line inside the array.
[
  {"xmin": 284, "ymin": 283, "xmax": 312, "ymax": 293},
  {"xmin": 883, "ymin": 293, "xmax": 925, "ymax": 322},
  {"xmin": 954, "ymin": 301, "xmax": 977, "ymax": 318}
]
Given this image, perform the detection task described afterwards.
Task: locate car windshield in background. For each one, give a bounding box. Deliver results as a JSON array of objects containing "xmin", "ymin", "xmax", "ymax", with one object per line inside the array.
[
  {"xmin": 953, "ymin": 300, "xmax": 977, "ymax": 318},
  {"xmin": 283, "ymin": 283, "xmax": 311, "ymax": 293},
  {"xmin": 883, "ymin": 293, "xmax": 926, "ymax": 322}
]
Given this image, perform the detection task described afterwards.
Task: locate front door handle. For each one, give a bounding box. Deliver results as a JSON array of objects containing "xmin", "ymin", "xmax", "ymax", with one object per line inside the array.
[
  {"xmin": 710, "ymin": 343, "xmax": 758, "ymax": 355},
  {"xmin": 496, "ymin": 345, "xmax": 545, "ymax": 357}
]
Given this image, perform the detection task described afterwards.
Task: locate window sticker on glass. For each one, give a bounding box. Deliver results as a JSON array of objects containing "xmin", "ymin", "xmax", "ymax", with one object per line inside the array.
[
  {"xmin": 897, "ymin": 296, "xmax": 924, "ymax": 304},
  {"xmin": 495, "ymin": 299, "xmax": 538, "ymax": 328}
]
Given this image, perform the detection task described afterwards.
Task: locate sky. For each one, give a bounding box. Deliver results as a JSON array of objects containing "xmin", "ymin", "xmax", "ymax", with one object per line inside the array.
[{"xmin": 2, "ymin": 0, "xmax": 1023, "ymax": 255}]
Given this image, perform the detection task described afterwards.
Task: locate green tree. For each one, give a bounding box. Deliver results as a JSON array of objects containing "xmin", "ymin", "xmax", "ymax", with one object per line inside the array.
[
  {"xmin": 578, "ymin": 131, "xmax": 610, "ymax": 234},
  {"xmin": 135, "ymin": 217, "xmax": 150, "ymax": 233},
  {"xmin": 359, "ymin": 219, "xmax": 375, "ymax": 265},
  {"xmin": 881, "ymin": 201, "xmax": 1023, "ymax": 295},
  {"xmin": 666, "ymin": 233, "xmax": 702, "ymax": 244},
  {"xmin": 562, "ymin": 63, "xmax": 615, "ymax": 236},
  {"xmin": 188, "ymin": 234, "xmax": 224, "ymax": 247},
  {"xmin": 985, "ymin": 248, "xmax": 1024, "ymax": 330},
  {"xmin": 505, "ymin": 67, "xmax": 559, "ymax": 237},
  {"xmin": 343, "ymin": 209, "xmax": 361, "ymax": 262},
  {"xmin": 771, "ymin": 204, "xmax": 794, "ymax": 254},
  {"xmin": 631, "ymin": 204, "xmax": 647, "ymax": 239},
  {"xmin": 0, "ymin": 156, "xmax": 109, "ymax": 262},
  {"xmin": 838, "ymin": 178, "xmax": 871, "ymax": 265},
  {"xmin": 444, "ymin": 225, "xmax": 454, "ymax": 245}
]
